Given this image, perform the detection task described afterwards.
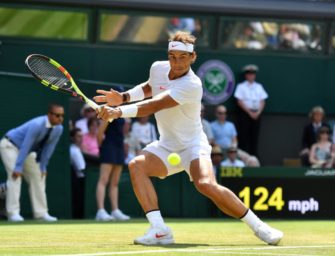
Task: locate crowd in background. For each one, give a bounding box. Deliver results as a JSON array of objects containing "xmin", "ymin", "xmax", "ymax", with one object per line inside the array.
[
  {"xmin": 224, "ymin": 21, "xmax": 323, "ymax": 52},
  {"xmin": 300, "ymin": 106, "xmax": 335, "ymax": 168}
]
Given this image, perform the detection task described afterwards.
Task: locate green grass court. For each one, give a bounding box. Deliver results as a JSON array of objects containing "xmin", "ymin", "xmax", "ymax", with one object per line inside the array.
[{"xmin": 0, "ymin": 219, "xmax": 334, "ymax": 256}]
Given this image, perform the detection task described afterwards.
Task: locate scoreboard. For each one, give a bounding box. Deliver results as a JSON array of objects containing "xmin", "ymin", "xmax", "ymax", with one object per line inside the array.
[{"xmin": 219, "ymin": 167, "xmax": 335, "ymax": 218}]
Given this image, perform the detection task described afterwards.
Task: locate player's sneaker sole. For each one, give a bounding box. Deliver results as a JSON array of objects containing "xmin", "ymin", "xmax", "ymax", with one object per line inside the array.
[{"xmin": 134, "ymin": 236, "xmax": 175, "ymax": 245}]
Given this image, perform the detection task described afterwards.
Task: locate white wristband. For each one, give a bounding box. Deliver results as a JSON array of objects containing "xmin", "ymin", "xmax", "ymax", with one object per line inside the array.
[
  {"xmin": 119, "ymin": 105, "xmax": 138, "ymax": 118},
  {"xmin": 128, "ymin": 84, "xmax": 145, "ymax": 102}
]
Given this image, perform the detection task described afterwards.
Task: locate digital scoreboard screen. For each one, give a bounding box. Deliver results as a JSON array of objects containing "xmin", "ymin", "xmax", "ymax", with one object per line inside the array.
[{"xmin": 219, "ymin": 167, "xmax": 335, "ymax": 218}]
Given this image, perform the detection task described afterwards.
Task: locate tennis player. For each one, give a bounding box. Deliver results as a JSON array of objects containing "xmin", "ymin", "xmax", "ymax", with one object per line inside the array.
[{"xmin": 94, "ymin": 31, "xmax": 283, "ymax": 245}]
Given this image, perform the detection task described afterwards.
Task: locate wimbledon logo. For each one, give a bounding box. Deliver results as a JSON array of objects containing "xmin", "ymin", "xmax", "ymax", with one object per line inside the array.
[{"xmin": 197, "ymin": 60, "xmax": 235, "ymax": 104}]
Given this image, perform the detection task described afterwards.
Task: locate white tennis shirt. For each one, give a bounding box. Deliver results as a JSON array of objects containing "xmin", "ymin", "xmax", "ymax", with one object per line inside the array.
[
  {"xmin": 148, "ymin": 61, "xmax": 208, "ymax": 151},
  {"xmin": 234, "ymin": 80, "xmax": 268, "ymax": 110}
]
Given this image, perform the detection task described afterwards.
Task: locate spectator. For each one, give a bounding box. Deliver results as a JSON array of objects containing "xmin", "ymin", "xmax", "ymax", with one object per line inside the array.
[
  {"xmin": 95, "ymin": 119, "xmax": 130, "ymax": 221},
  {"xmin": 82, "ymin": 117, "xmax": 100, "ymax": 157},
  {"xmin": 210, "ymin": 145, "xmax": 224, "ymax": 177},
  {"xmin": 0, "ymin": 103, "xmax": 63, "ymax": 222},
  {"xmin": 221, "ymin": 146, "xmax": 245, "ymax": 168},
  {"xmin": 211, "ymin": 105, "xmax": 260, "ymax": 167},
  {"xmin": 279, "ymin": 24, "xmax": 308, "ymax": 50},
  {"xmin": 234, "ymin": 64, "xmax": 268, "ymax": 157},
  {"xmin": 167, "ymin": 17, "xmax": 196, "ymax": 36},
  {"xmin": 300, "ymin": 106, "xmax": 330, "ymax": 166},
  {"xmin": 75, "ymin": 104, "xmax": 96, "ymax": 134},
  {"xmin": 234, "ymin": 23, "xmax": 266, "ymax": 50},
  {"xmin": 309, "ymin": 126, "xmax": 335, "ymax": 168},
  {"xmin": 124, "ymin": 118, "xmax": 141, "ymax": 165},
  {"xmin": 70, "ymin": 128, "xmax": 86, "ymax": 219},
  {"xmin": 211, "ymin": 105, "xmax": 238, "ymax": 150},
  {"xmin": 236, "ymin": 150, "xmax": 260, "ymax": 167},
  {"xmin": 131, "ymin": 116, "xmax": 157, "ymax": 149},
  {"xmin": 201, "ymin": 104, "xmax": 214, "ymax": 145},
  {"xmin": 262, "ymin": 22, "xmax": 279, "ymax": 49}
]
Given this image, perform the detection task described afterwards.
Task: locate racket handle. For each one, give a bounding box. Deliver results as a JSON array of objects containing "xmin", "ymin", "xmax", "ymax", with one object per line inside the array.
[
  {"xmin": 87, "ymin": 100, "xmax": 100, "ymax": 110},
  {"xmin": 92, "ymin": 102, "xmax": 114, "ymax": 123}
]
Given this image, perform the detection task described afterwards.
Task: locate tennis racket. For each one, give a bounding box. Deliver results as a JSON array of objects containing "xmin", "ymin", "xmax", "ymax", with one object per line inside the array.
[{"xmin": 25, "ymin": 54, "xmax": 113, "ymax": 122}]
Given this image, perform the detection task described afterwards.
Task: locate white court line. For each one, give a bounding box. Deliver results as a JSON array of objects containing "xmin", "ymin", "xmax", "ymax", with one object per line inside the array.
[
  {"xmin": 46, "ymin": 245, "xmax": 335, "ymax": 256},
  {"xmin": 208, "ymin": 251, "xmax": 319, "ymax": 256}
]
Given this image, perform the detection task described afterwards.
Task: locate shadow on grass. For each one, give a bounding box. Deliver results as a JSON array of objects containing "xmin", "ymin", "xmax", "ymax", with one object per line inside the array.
[
  {"xmin": 132, "ymin": 243, "xmax": 210, "ymax": 248},
  {"xmin": 132, "ymin": 243, "xmax": 259, "ymax": 248}
]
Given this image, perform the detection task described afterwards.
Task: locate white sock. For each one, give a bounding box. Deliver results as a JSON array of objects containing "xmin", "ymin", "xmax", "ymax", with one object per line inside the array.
[
  {"xmin": 146, "ymin": 210, "xmax": 165, "ymax": 228},
  {"xmin": 241, "ymin": 209, "xmax": 262, "ymax": 232}
]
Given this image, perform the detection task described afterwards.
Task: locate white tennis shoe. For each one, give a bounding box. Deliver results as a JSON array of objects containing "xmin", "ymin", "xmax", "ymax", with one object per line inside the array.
[
  {"xmin": 134, "ymin": 225, "xmax": 174, "ymax": 245},
  {"xmin": 38, "ymin": 213, "xmax": 58, "ymax": 222},
  {"xmin": 8, "ymin": 213, "xmax": 24, "ymax": 222},
  {"xmin": 95, "ymin": 209, "xmax": 114, "ymax": 221},
  {"xmin": 111, "ymin": 209, "xmax": 130, "ymax": 221},
  {"xmin": 254, "ymin": 223, "xmax": 283, "ymax": 245}
]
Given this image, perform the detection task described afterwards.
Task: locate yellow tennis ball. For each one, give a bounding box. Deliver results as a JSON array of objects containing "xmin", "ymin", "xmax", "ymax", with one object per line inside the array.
[{"xmin": 167, "ymin": 153, "xmax": 181, "ymax": 166}]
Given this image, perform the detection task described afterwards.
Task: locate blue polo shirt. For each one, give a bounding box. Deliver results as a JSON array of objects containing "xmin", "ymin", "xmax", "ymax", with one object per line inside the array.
[
  {"xmin": 210, "ymin": 120, "xmax": 237, "ymax": 149},
  {"xmin": 5, "ymin": 115, "xmax": 63, "ymax": 172}
]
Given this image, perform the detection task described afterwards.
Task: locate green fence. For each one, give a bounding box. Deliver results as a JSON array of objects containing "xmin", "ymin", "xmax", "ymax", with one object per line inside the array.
[
  {"xmin": 84, "ymin": 168, "xmax": 215, "ymax": 219},
  {"xmin": 1, "ymin": 164, "xmax": 334, "ymax": 219},
  {"xmin": 83, "ymin": 166, "xmax": 335, "ymax": 220}
]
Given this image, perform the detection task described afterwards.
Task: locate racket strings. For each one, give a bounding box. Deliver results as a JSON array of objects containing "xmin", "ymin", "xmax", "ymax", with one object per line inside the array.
[{"xmin": 28, "ymin": 57, "xmax": 71, "ymax": 89}]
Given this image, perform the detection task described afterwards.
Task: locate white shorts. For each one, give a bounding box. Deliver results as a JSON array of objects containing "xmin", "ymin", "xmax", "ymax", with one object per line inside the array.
[{"xmin": 143, "ymin": 140, "xmax": 212, "ymax": 180}]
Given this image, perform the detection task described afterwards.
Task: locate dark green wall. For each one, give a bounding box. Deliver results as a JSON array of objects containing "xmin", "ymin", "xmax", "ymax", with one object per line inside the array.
[
  {"xmin": 1, "ymin": 40, "xmax": 335, "ymax": 115},
  {"xmin": 84, "ymin": 168, "xmax": 216, "ymax": 219}
]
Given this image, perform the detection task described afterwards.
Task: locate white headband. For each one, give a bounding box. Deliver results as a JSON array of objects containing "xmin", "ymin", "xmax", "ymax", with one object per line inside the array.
[{"xmin": 168, "ymin": 41, "xmax": 194, "ymax": 53}]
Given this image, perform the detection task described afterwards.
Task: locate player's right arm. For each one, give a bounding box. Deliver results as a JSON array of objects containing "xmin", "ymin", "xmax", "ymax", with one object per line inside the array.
[
  {"xmin": 94, "ymin": 82, "xmax": 152, "ymax": 107},
  {"xmin": 96, "ymin": 92, "xmax": 178, "ymax": 121},
  {"xmin": 96, "ymin": 77, "xmax": 201, "ymax": 121}
]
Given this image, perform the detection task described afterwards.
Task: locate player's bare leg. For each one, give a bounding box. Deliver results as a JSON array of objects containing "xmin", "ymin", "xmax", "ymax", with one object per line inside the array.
[
  {"xmin": 190, "ymin": 158, "xmax": 283, "ymax": 245},
  {"xmin": 190, "ymin": 158, "xmax": 247, "ymax": 217},
  {"xmin": 128, "ymin": 151, "xmax": 167, "ymax": 212},
  {"xmin": 128, "ymin": 151, "xmax": 174, "ymax": 245}
]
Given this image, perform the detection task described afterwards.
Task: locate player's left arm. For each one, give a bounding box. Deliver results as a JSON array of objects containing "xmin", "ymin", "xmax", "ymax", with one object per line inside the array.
[
  {"xmin": 123, "ymin": 82, "xmax": 152, "ymax": 103},
  {"xmin": 94, "ymin": 82, "xmax": 152, "ymax": 107}
]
